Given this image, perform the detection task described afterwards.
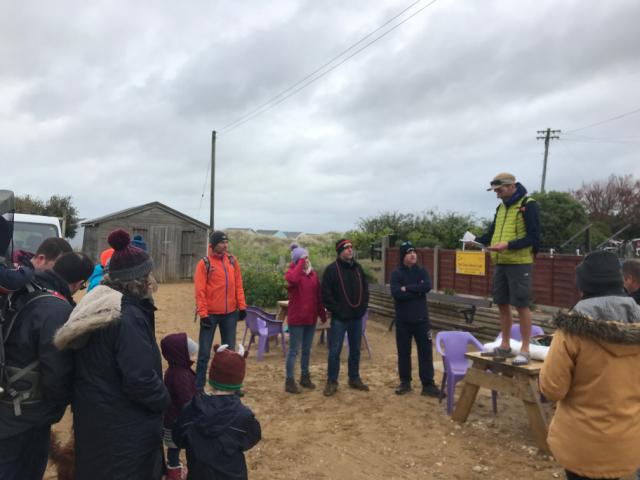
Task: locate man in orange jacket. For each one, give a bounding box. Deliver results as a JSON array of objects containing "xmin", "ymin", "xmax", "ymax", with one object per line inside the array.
[{"xmin": 194, "ymin": 231, "xmax": 247, "ymax": 391}]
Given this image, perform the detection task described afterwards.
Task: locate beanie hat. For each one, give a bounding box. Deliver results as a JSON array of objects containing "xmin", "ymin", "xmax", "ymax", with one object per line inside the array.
[
  {"xmin": 53, "ymin": 252, "xmax": 94, "ymax": 284},
  {"xmin": 399, "ymin": 241, "xmax": 416, "ymax": 260},
  {"xmin": 208, "ymin": 344, "xmax": 248, "ymax": 391},
  {"xmin": 575, "ymin": 250, "xmax": 624, "ymax": 297},
  {"xmin": 209, "ymin": 231, "xmax": 228, "ymax": 248},
  {"xmin": 106, "ymin": 229, "xmax": 154, "ymax": 282},
  {"xmin": 290, "ymin": 242, "xmax": 308, "ymax": 264},
  {"xmin": 131, "ymin": 234, "xmax": 148, "ymax": 252},
  {"xmin": 0, "ymin": 216, "xmax": 12, "ymax": 256},
  {"xmin": 335, "ymin": 238, "xmax": 352, "ymax": 255},
  {"xmin": 187, "ymin": 337, "xmax": 198, "ymax": 356}
]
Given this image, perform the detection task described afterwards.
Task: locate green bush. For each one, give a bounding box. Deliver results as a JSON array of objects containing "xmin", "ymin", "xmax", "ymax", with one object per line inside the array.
[{"xmin": 242, "ymin": 264, "xmax": 288, "ymax": 308}]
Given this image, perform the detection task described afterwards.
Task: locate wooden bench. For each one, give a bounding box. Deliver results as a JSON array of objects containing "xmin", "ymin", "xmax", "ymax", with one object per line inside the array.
[{"xmin": 368, "ymin": 284, "xmax": 491, "ymax": 332}]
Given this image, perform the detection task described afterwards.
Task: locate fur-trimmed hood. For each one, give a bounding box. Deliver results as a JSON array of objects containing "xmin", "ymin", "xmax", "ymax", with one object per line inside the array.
[
  {"xmin": 54, "ymin": 285, "xmax": 122, "ymax": 350},
  {"xmin": 554, "ymin": 311, "xmax": 640, "ymax": 357}
]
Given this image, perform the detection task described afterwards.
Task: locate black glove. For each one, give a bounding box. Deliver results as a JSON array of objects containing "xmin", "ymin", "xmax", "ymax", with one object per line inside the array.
[{"xmin": 238, "ymin": 309, "xmax": 247, "ymax": 321}]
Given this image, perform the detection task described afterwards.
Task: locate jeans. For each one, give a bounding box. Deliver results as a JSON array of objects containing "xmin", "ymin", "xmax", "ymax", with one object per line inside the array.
[
  {"xmin": 0, "ymin": 424, "xmax": 51, "ymax": 480},
  {"xmin": 395, "ymin": 321, "xmax": 435, "ymax": 386},
  {"xmin": 195, "ymin": 312, "xmax": 238, "ymax": 390},
  {"xmin": 327, "ymin": 317, "xmax": 362, "ymax": 382},
  {"xmin": 286, "ymin": 325, "xmax": 316, "ymax": 380}
]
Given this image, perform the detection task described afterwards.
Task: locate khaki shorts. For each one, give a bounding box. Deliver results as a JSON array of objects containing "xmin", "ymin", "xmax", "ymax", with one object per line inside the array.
[{"xmin": 492, "ymin": 264, "xmax": 533, "ymax": 308}]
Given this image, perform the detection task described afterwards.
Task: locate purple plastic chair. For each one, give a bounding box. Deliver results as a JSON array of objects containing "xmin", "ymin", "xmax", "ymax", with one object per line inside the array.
[
  {"xmin": 242, "ymin": 308, "xmax": 286, "ymax": 361},
  {"xmin": 345, "ymin": 310, "xmax": 372, "ymax": 359},
  {"xmin": 435, "ymin": 331, "xmax": 497, "ymax": 415},
  {"xmin": 247, "ymin": 305, "xmax": 277, "ymax": 321}
]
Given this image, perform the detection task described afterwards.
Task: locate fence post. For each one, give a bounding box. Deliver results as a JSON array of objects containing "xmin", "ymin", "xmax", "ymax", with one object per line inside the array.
[
  {"xmin": 381, "ymin": 235, "xmax": 391, "ymax": 284},
  {"xmin": 433, "ymin": 246, "xmax": 439, "ymax": 292}
]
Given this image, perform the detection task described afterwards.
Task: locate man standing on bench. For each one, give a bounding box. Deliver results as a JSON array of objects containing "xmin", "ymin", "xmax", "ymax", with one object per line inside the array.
[{"xmin": 474, "ymin": 172, "xmax": 540, "ymax": 366}]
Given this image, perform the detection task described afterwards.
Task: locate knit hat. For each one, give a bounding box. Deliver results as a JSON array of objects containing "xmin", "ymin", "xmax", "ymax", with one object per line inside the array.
[
  {"xmin": 399, "ymin": 241, "xmax": 416, "ymax": 260},
  {"xmin": 290, "ymin": 242, "xmax": 308, "ymax": 264},
  {"xmin": 187, "ymin": 337, "xmax": 198, "ymax": 357},
  {"xmin": 209, "ymin": 231, "xmax": 228, "ymax": 247},
  {"xmin": 106, "ymin": 229, "xmax": 154, "ymax": 282},
  {"xmin": 575, "ymin": 250, "xmax": 624, "ymax": 297},
  {"xmin": 487, "ymin": 172, "xmax": 516, "ymax": 191},
  {"xmin": 0, "ymin": 216, "xmax": 12, "ymax": 256},
  {"xmin": 208, "ymin": 344, "xmax": 248, "ymax": 391},
  {"xmin": 335, "ymin": 238, "xmax": 352, "ymax": 255},
  {"xmin": 131, "ymin": 234, "xmax": 148, "ymax": 252},
  {"xmin": 53, "ymin": 252, "xmax": 94, "ymax": 284}
]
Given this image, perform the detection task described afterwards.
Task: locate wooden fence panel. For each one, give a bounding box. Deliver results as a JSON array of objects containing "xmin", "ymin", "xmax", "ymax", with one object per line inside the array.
[{"xmin": 385, "ymin": 247, "xmax": 583, "ymax": 308}]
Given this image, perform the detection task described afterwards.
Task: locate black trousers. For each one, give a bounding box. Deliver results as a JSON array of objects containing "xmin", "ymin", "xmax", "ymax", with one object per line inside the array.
[{"xmin": 395, "ymin": 320, "xmax": 435, "ymax": 386}]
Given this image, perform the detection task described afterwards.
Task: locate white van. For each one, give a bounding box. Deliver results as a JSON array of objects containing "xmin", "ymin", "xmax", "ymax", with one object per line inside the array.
[{"xmin": 13, "ymin": 213, "xmax": 62, "ymax": 252}]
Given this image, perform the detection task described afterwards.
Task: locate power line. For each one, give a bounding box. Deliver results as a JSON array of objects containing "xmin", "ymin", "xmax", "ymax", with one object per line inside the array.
[
  {"xmin": 219, "ymin": 0, "xmax": 441, "ymax": 135},
  {"xmin": 564, "ymin": 106, "xmax": 640, "ymax": 134},
  {"xmin": 220, "ymin": 0, "xmax": 428, "ymax": 133}
]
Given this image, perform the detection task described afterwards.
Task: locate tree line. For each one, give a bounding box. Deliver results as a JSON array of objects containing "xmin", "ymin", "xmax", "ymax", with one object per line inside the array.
[{"xmin": 347, "ymin": 174, "xmax": 640, "ymax": 254}]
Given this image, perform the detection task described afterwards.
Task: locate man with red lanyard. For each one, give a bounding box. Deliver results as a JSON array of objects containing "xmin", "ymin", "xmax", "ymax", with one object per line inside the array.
[{"xmin": 321, "ymin": 238, "xmax": 370, "ymax": 396}]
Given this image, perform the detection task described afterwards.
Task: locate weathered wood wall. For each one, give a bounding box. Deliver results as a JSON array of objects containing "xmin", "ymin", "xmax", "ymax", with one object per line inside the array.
[
  {"xmin": 83, "ymin": 206, "xmax": 208, "ymax": 282},
  {"xmin": 385, "ymin": 248, "xmax": 582, "ymax": 309}
]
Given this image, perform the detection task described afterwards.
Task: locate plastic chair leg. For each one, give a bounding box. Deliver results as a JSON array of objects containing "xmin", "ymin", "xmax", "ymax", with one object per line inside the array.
[
  {"xmin": 447, "ymin": 378, "xmax": 456, "ymax": 415},
  {"xmin": 363, "ymin": 333, "xmax": 372, "ymax": 359},
  {"xmin": 280, "ymin": 331, "xmax": 286, "ymax": 355},
  {"xmin": 491, "ymin": 390, "xmax": 498, "ymax": 414},
  {"xmin": 242, "ymin": 325, "xmax": 249, "ymax": 345},
  {"xmin": 439, "ymin": 372, "xmax": 447, "ymax": 404},
  {"xmin": 257, "ymin": 336, "xmax": 268, "ymax": 361}
]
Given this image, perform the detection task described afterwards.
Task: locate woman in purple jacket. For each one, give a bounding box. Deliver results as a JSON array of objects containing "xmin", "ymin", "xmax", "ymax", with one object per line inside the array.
[{"xmin": 161, "ymin": 332, "xmax": 198, "ymax": 480}]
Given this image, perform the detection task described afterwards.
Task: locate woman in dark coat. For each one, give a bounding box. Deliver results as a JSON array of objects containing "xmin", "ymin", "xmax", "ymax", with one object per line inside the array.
[{"xmin": 54, "ymin": 229, "xmax": 170, "ymax": 480}]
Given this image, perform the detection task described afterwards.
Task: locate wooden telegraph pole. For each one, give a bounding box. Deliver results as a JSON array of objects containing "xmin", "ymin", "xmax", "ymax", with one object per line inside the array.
[
  {"xmin": 210, "ymin": 130, "xmax": 217, "ymax": 231},
  {"xmin": 536, "ymin": 128, "xmax": 561, "ymax": 193}
]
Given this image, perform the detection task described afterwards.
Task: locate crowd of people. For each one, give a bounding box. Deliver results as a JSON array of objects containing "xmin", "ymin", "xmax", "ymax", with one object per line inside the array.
[{"xmin": 1, "ymin": 171, "xmax": 639, "ymax": 480}]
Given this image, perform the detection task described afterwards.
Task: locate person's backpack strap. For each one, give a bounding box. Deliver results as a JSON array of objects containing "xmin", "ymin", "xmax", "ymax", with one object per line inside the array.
[
  {"xmin": 194, "ymin": 256, "xmax": 212, "ymax": 322},
  {"xmin": 1, "ymin": 284, "xmax": 68, "ymax": 416}
]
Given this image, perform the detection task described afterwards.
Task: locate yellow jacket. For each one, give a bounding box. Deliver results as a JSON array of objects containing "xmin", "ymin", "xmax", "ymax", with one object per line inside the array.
[{"xmin": 540, "ymin": 309, "xmax": 640, "ymax": 478}]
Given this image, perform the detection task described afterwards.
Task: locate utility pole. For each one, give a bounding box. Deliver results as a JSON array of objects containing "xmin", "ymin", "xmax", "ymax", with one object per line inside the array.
[
  {"xmin": 209, "ymin": 130, "xmax": 217, "ymax": 231},
  {"xmin": 536, "ymin": 128, "xmax": 561, "ymax": 193}
]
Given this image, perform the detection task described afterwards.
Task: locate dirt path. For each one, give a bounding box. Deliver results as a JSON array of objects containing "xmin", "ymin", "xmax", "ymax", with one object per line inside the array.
[{"xmin": 47, "ymin": 282, "xmax": 571, "ymax": 479}]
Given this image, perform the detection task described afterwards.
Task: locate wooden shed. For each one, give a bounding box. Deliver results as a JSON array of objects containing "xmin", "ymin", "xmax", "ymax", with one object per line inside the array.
[{"xmin": 82, "ymin": 202, "xmax": 209, "ymax": 282}]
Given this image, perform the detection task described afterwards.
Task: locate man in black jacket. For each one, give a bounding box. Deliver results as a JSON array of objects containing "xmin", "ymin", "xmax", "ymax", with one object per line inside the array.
[
  {"xmin": 390, "ymin": 242, "xmax": 440, "ymax": 397},
  {"xmin": 0, "ymin": 252, "xmax": 93, "ymax": 479},
  {"xmin": 321, "ymin": 238, "xmax": 370, "ymax": 396}
]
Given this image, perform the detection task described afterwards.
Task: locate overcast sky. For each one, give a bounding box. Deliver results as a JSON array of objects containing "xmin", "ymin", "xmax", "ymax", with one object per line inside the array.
[{"xmin": 2, "ymin": 0, "xmax": 639, "ymax": 234}]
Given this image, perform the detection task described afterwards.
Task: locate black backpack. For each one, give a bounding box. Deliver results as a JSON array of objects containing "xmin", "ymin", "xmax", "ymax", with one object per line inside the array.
[{"xmin": 0, "ymin": 280, "xmax": 68, "ymax": 415}]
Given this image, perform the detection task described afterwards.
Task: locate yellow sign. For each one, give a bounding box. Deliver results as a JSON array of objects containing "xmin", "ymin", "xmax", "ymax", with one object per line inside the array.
[{"xmin": 456, "ymin": 250, "xmax": 486, "ymax": 276}]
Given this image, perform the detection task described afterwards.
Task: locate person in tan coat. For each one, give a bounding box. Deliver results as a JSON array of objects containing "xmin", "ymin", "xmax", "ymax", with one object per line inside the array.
[{"xmin": 540, "ymin": 250, "xmax": 640, "ymax": 480}]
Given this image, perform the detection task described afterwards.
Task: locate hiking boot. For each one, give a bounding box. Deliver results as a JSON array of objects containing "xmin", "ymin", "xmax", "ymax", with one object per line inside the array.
[
  {"xmin": 285, "ymin": 378, "xmax": 302, "ymax": 394},
  {"xmin": 323, "ymin": 380, "xmax": 338, "ymax": 397},
  {"xmin": 348, "ymin": 378, "xmax": 370, "ymax": 391},
  {"xmin": 421, "ymin": 383, "xmax": 442, "ymax": 398},
  {"xmin": 299, "ymin": 374, "xmax": 316, "ymax": 389},
  {"xmin": 394, "ymin": 382, "xmax": 412, "ymax": 395}
]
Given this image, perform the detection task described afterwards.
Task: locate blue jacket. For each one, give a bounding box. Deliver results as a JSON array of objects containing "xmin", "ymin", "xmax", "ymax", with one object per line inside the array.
[
  {"xmin": 87, "ymin": 264, "xmax": 104, "ymax": 292},
  {"xmin": 390, "ymin": 264, "xmax": 432, "ymax": 323},
  {"xmin": 173, "ymin": 394, "xmax": 261, "ymax": 480}
]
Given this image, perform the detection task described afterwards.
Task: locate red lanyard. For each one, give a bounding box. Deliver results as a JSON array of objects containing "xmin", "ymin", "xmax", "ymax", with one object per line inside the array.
[{"xmin": 335, "ymin": 261, "xmax": 362, "ymax": 308}]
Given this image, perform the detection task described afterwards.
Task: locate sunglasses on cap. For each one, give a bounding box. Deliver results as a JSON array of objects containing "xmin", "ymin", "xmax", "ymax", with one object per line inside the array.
[{"xmin": 490, "ymin": 179, "xmax": 512, "ymax": 187}]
